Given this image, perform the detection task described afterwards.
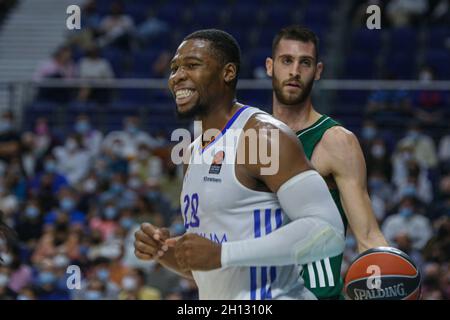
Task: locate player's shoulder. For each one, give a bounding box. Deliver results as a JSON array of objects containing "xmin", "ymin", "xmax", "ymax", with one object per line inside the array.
[
  {"xmin": 245, "ymin": 111, "xmax": 294, "ymax": 136},
  {"xmin": 242, "ymin": 110, "xmax": 303, "ymax": 154},
  {"xmin": 321, "ymin": 125, "xmax": 360, "ymax": 152}
]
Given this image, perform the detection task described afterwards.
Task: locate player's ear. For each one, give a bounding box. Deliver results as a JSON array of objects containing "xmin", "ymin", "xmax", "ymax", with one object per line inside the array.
[
  {"xmin": 223, "ymin": 63, "xmax": 237, "ymax": 85},
  {"xmin": 315, "ymin": 61, "xmax": 323, "ymax": 81},
  {"xmin": 266, "ymin": 57, "xmax": 273, "ymax": 77}
]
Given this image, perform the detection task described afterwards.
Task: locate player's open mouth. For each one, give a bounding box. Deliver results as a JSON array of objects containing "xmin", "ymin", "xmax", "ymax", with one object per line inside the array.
[{"xmin": 175, "ymin": 89, "xmax": 196, "ymax": 105}]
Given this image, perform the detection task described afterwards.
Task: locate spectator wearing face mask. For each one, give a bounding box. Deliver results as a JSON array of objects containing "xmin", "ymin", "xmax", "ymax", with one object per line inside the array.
[
  {"xmin": 54, "ymin": 134, "xmax": 91, "ymax": 185},
  {"xmin": 73, "ymin": 115, "xmax": 103, "ymax": 158},
  {"xmin": 382, "ymin": 195, "xmax": 433, "ymax": 250},
  {"xmin": 29, "ymin": 154, "xmax": 69, "ymax": 198},
  {"xmin": 102, "ymin": 116, "xmax": 160, "ymax": 160},
  {"xmin": 129, "ymin": 144, "xmax": 163, "ymax": 183},
  {"xmin": 394, "ymin": 160, "xmax": 433, "ymax": 205},
  {"xmin": 43, "ymin": 187, "xmax": 85, "ymax": 227},
  {"xmin": 397, "ymin": 121, "xmax": 438, "ymax": 170},
  {"xmin": 34, "ymin": 265, "xmax": 69, "ymax": 300},
  {"xmin": 367, "ymin": 171, "xmax": 395, "ymax": 221},
  {"xmin": 90, "ymin": 202, "xmax": 120, "ymax": 241},
  {"xmin": 366, "ymin": 137, "xmax": 392, "ymax": 179},
  {"xmin": 15, "ymin": 199, "xmax": 43, "ymax": 244},
  {"xmin": 118, "ymin": 268, "xmax": 161, "ymax": 300}
]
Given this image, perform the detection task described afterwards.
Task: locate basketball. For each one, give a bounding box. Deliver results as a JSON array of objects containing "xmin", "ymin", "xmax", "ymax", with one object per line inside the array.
[{"xmin": 344, "ymin": 247, "xmax": 421, "ymax": 300}]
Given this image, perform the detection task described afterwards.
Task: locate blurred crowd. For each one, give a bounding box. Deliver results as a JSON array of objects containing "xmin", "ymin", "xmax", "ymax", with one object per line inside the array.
[{"xmin": 0, "ymin": 112, "xmax": 200, "ymax": 300}]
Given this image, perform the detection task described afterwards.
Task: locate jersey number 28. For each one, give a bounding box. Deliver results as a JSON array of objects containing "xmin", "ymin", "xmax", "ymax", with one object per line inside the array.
[{"xmin": 183, "ymin": 193, "xmax": 200, "ymax": 229}]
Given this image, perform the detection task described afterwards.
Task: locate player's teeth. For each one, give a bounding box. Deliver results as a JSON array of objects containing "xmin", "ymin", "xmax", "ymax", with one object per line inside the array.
[{"xmin": 176, "ymin": 89, "xmax": 194, "ymax": 98}]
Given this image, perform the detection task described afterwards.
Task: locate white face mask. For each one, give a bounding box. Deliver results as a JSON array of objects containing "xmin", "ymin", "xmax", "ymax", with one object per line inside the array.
[
  {"xmin": 121, "ymin": 276, "xmax": 138, "ymax": 291},
  {"xmin": 66, "ymin": 139, "xmax": 78, "ymax": 151},
  {"xmin": 419, "ymin": 71, "xmax": 432, "ymax": 82},
  {"xmin": 0, "ymin": 273, "xmax": 10, "ymax": 287},
  {"xmin": 0, "ymin": 253, "xmax": 12, "ymax": 266},
  {"xmin": 371, "ymin": 144, "xmax": 386, "ymax": 158},
  {"xmin": 84, "ymin": 179, "xmax": 97, "ymax": 193}
]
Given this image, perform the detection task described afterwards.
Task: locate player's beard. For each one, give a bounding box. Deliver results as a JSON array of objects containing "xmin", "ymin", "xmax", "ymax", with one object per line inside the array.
[{"xmin": 272, "ymin": 73, "xmax": 314, "ymax": 106}]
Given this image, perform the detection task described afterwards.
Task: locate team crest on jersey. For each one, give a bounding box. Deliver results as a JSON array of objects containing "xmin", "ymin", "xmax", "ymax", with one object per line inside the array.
[{"xmin": 209, "ymin": 151, "xmax": 225, "ymax": 174}]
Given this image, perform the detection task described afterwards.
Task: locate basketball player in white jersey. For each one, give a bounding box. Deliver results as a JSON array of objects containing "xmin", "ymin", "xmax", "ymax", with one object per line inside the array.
[{"xmin": 134, "ymin": 29, "xmax": 345, "ymax": 300}]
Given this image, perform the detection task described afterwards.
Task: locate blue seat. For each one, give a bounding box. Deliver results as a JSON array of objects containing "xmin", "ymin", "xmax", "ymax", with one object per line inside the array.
[
  {"xmin": 344, "ymin": 53, "xmax": 375, "ymax": 79},
  {"xmin": 351, "ymin": 29, "xmax": 382, "ymax": 53},
  {"xmin": 102, "ymin": 47, "xmax": 126, "ymax": 77},
  {"xmin": 425, "ymin": 50, "xmax": 450, "ymax": 80},
  {"xmin": 227, "ymin": 5, "xmax": 261, "ymax": 27},
  {"xmin": 190, "ymin": 5, "xmax": 223, "ymax": 27},
  {"xmin": 386, "ymin": 52, "xmax": 416, "ymax": 79},
  {"xmin": 389, "ymin": 27, "xmax": 417, "ymax": 52},
  {"xmin": 426, "ymin": 27, "xmax": 450, "ymax": 49}
]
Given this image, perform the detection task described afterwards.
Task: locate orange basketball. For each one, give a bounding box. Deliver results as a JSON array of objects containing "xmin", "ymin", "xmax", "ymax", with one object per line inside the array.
[{"xmin": 344, "ymin": 247, "xmax": 421, "ymax": 300}]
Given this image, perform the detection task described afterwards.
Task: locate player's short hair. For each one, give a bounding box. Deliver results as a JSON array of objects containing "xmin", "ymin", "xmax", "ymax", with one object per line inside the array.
[
  {"xmin": 184, "ymin": 29, "xmax": 241, "ymax": 89},
  {"xmin": 272, "ymin": 25, "xmax": 320, "ymax": 61}
]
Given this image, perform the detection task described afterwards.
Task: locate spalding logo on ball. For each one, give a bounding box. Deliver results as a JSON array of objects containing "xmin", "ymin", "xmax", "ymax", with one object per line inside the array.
[{"xmin": 344, "ymin": 247, "xmax": 421, "ymax": 300}]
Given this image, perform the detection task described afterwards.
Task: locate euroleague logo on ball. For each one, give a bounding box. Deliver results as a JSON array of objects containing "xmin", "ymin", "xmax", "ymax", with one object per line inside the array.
[{"xmin": 344, "ymin": 247, "xmax": 421, "ymax": 300}]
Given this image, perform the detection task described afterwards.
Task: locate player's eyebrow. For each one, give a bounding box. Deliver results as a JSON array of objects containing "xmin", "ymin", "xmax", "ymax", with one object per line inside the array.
[
  {"xmin": 278, "ymin": 54, "xmax": 315, "ymax": 62},
  {"xmin": 171, "ymin": 55, "xmax": 203, "ymax": 66}
]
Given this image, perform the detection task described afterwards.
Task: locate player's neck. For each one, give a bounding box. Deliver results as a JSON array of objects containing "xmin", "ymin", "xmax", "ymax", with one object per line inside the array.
[
  {"xmin": 273, "ymin": 97, "xmax": 322, "ymax": 132},
  {"xmin": 198, "ymin": 99, "xmax": 242, "ymax": 144}
]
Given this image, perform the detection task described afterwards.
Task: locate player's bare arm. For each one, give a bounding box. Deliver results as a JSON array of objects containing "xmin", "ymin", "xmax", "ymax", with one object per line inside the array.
[
  {"xmin": 318, "ymin": 126, "xmax": 388, "ymax": 252},
  {"xmin": 241, "ymin": 113, "xmax": 313, "ymax": 192},
  {"xmin": 171, "ymin": 113, "xmax": 345, "ymax": 271}
]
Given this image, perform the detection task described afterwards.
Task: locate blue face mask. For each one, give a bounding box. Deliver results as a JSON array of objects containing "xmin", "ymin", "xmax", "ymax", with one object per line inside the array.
[
  {"xmin": 75, "ymin": 121, "xmax": 90, "ymax": 134},
  {"xmin": 362, "ymin": 127, "xmax": 377, "ymax": 140},
  {"xmin": 111, "ymin": 183, "xmax": 124, "ymax": 193},
  {"xmin": 399, "ymin": 208, "xmax": 413, "ymax": 218},
  {"xmin": 85, "ymin": 290, "xmax": 102, "ymax": 300},
  {"xmin": 60, "ymin": 198, "xmax": 75, "ymax": 212},
  {"xmin": 44, "ymin": 161, "xmax": 57, "ymax": 173},
  {"xmin": 402, "ymin": 185, "xmax": 417, "ymax": 197},
  {"xmin": 120, "ymin": 217, "xmax": 134, "ymax": 229},
  {"xmin": 0, "ymin": 120, "xmax": 12, "ymax": 133},
  {"xmin": 25, "ymin": 206, "xmax": 40, "ymax": 219},
  {"xmin": 407, "ymin": 130, "xmax": 420, "ymax": 140},
  {"xmin": 96, "ymin": 268, "xmax": 110, "ymax": 281},
  {"xmin": 104, "ymin": 207, "xmax": 118, "ymax": 220},
  {"xmin": 369, "ymin": 178, "xmax": 384, "ymax": 191},
  {"xmin": 126, "ymin": 125, "xmax": 138, "ymax": 135},
  {"xmin": 39, "ymin": 271, "xmax": 56, "ymax": 285}
]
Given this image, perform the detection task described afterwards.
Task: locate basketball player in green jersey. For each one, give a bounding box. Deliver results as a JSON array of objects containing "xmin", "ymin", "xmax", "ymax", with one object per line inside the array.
[{"xmin": 266, "ymin": 25, "xmax": 388, "ymax": 299}]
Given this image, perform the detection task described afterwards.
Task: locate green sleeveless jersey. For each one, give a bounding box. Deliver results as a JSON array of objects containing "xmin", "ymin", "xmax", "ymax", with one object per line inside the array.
[{"xmin": 297, "ymin": 115, "xmax": 348, "ymax": 300}]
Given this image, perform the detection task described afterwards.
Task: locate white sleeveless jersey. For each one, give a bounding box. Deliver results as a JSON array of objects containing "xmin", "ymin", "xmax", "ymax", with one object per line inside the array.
[{"xmin": 181, "ymin": 106, "xmax": 314, "ymax": 300}]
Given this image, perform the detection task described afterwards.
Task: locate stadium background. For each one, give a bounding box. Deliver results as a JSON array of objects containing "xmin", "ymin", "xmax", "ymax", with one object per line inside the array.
[{"xmin": 0, "ymin": 0, "xmax": 448, "ymax": 300}]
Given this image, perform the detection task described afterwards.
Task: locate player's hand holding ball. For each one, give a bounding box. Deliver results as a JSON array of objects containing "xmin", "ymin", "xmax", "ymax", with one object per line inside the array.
[{"xmin": 344, "ymin": 247, "xmax": 421, "ymax": 300}]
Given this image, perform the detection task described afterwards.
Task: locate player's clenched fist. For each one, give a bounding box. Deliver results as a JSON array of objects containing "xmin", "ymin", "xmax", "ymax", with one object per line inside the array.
[
  {"xmin": 134, "ymin": 223, "xmax": 170, "ymax": 260},
  {"xmin": 167, "ymin": 234, "xmax": 222, "ymax": 271}
]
